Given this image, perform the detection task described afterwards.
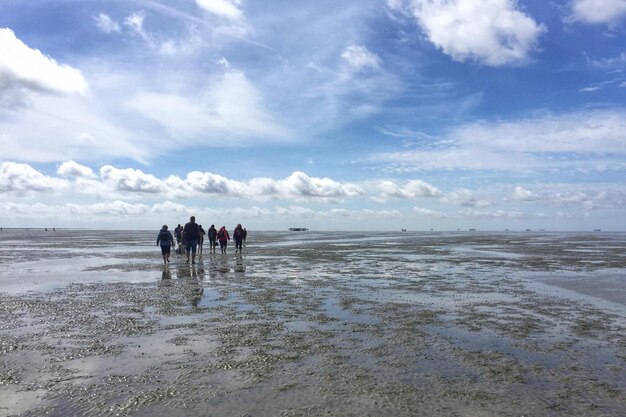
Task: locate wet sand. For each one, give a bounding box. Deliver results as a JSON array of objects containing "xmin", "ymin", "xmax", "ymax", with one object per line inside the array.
[{"xmin": 0, "ymin": 230, "xmax": 624, "ymax": 416}]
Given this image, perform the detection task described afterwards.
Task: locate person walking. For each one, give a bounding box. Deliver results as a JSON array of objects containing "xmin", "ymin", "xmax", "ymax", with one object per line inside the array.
[
  {"xmin": 156, "ymin": 225, "xmax": 174, "ymax": 264},
  {"xmin": 174, "ymin": 224, "xmax": 183, "ymax": 255},
  {"xmin": 233, "ymin": 224, "xmax": 245, "ymax": 253},
  {"xmin": 198, "ymin": 224, "xmax": 206, "ymax": 255},
  {"xmin": 217, "ymin": 226, "xmax": 230, "ymax": 254},
  {"xmin": 207, "ymin": 224, "xmax": 218, "ymax": 253},
  {"xmin": 183, "ymin": 216, "xmax": 201, "ymax": 264}
]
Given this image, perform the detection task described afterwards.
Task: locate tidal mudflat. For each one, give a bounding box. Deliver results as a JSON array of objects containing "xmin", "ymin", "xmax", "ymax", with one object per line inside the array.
[{"xmin": 0, "ymin": 230, "xmax": 624, "ymax": 416}]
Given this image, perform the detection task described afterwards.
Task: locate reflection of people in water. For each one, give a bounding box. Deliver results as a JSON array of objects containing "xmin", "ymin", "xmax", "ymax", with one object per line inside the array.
[
  {"xmin": 158, "ymin": 265, "xmax": 172, "ymax": 288},
  {"xmin": 161, "ymin": 265, "xmax": 171, "ymax": 280},
  {"xmin": 173, "ymin": 263, "xmax": 205, "ymax": 309},
  {"xmin": 188, "ymin": 265, "xmax": 204, "ymax": 309},
  {"xmin": 234, "ymin": 251, "xmax": 246, "ymax": 272},
  {"xmin": 211, "ymin": 251, "xmax": 246, "ymax": 274}
]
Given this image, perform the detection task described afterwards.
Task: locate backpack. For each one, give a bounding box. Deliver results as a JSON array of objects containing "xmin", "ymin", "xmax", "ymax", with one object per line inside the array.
[{"xmin": 158, "ymin": 230, "xmax": 171, "ymax": 243}]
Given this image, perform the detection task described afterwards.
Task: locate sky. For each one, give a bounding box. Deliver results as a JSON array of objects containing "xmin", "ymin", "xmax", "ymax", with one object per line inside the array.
[{"xmin": 1, "ymin": 0, "xmax": 625, "ymax": 231}]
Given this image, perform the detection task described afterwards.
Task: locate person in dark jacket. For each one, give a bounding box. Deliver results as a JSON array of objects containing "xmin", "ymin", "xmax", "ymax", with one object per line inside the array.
[
  {"xmin": 233, "ymin": 224, "xmax": 245, "ymax": 253},
  {"xmin": 183, "ymin": 216, "xmax": 201, "ymax": 264},
  {"xmin": 156, "ymin": 225, "xmax": 174, "ymax": 264},
  {"xmin": 207, "ymin": 225, "xmax": 218, "ymax": 253},
  {"xmin": 174, "ymin": 224, "xmax": 183, "ymax": 255},
  {"xmin": 198, "ymin": 225, "xmax": 206, "ymax": 255}
]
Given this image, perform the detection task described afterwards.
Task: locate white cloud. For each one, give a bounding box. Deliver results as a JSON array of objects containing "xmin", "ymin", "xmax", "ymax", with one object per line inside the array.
[
  {"xmin": 444, "ymin": 188, "xmax": 490, "ymax": 208},
  {"xmin": 158, "ymin": 32, "xmax": 204, "ymax": 56},
  {"xmin": 68, "ymin": 200, "xmax": 151, "ymax": 217},
  {"xmin": 341, "ymin": 45, "xmax": 381, "ymax": 71},
  {"xmin": 2, "ymin": 202, "xmax": 49, "ymax": 214},
  {"xmin": 0, "ymin": 94, "xmax": 152, "ymax": 163},
  {"xmin": 375, "ymin": 179, "xmax": 442, "ymax": 200},
  {"xmin": 100, "ymin": 165, "xmax": 167, "ymax": 193},
  {"xmin": 196, "ymin": 0, "xmax": 243, "ymax": 20},
  {"xmin": 552, "ymin": 191, "xmax": 590, "ymax": 206},
  {"xmin": 125, "ymin": 11, "xmax": 145, "ymax": 34},
  {"xmin": 547, "ymin": 188, "xmax": 620, "ymax": 210},
  {"xmin": 277, "ymin": 171, "xmax": 363, "ymax": 199},
  {"xmin": 0, "ymin": 28, "xmax": 88, "ymax": 108},
  {"xmin": 57, "ymin": 161, "xmax": 97, "ymax": 179},
  {"xmin": 185, "ymin": 172, "xmax": 229, "ymax": 194},
  {"xmin": 276, "ymin": 205, "xmax": 317, "ymax": 218},
  {"xmin": 127, "ymin": 92, "xmax": 209, "ymax": 138},
  {"xmin": 0, "ymin": 162, "xmax": 67, "ymax": 195},
  {"xmin": 406, "ymin": 0, "xmax": 546, "ymax": 66},
  {"xmin": 127, "ymin": 69, "xmax": 290, "ymax": 144},
  {"xmin": 175, "ymin": 171, "xmax": 363, "ymax": 201},
  {"xmin": 125, "ymin": 11, "xmax": 152, "ymax": 44},
  {"xmin": 587, "ymin": 52, "xmax": 626, "ymax": 70},
  {"xmin": 504, "ymin": 183, "xmax": 626, "ymax": 211},
  {"xmin": 0, "ymin": 161, "xmax": 365, "ymax": 202},
  {"xmin": 459, "ymin": 208, "xmax": 526, "ymax": 218},
  {"xmin": 413, "ymin": 206, "xmax": 447, "ymax": 217},
  {"xmin": 378, "ymin": 109, "xmax": 626, "ymax": 172},
  {"xmin": 94, "ymin": 13, "xmax": 121, "ymax": 33},
  {"xmin": 274, "ymin": 205, "xmax": 401, "ymax": 221},
  {"xmin": 2, "ymin": 161, "xmax": 624, "ymax": 229},
  {"xmin": 453, "ymin": 109, "xmax": 626, "ymax": 154},
  {"xmin": 152, "ymin": 201, "xmax": 189, "ymax": 215},
  {"xmin": 512, "ymin": 186, "xmax": 537, "ymax": 201},
  {"xmin": 568, "ymin": 0, "xmax": 626, "ymax": 24}
]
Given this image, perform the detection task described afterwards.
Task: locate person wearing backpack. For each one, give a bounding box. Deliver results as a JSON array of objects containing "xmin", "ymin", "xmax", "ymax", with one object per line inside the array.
[
  {"xmin": 207, "ymin": 225, "xmax": 218, "ymax": 253},
  {"xmin": 233, "ymin": 224, "xmax": 245, "ymax": 253},
  {"xmin": 156, "ymin": 225, "xmax": 174, "ymax": 264},
  {"xmin": 217, "ymin": 226, "xmax": 230, "ymax": 254}
]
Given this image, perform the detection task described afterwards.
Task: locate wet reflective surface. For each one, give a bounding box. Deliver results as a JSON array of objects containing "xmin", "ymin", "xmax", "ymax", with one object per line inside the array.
[{"xmin": 0, "ymin": 230, "xmax": 625, "ymax": 416}]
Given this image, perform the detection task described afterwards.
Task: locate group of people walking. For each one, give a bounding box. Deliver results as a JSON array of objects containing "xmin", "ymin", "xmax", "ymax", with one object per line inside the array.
[{"xmin": 156, "ymin": 216, "xmax": 247, "ymax": 264}]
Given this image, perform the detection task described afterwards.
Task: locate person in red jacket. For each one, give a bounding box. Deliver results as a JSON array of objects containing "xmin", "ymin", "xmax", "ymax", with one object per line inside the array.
[{"xmin": 217, "ymin": 226, "xmax": 230, "ymax": 254}]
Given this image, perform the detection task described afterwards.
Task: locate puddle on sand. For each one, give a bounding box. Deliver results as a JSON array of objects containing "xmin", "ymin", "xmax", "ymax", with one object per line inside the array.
[{"xmin": 0, "ymin": 230, "xmax": 625, "ymax": 417}]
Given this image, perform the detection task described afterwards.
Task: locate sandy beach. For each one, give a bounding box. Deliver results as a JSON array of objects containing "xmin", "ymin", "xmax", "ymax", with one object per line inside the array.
[{"xmin": 0, "ymin": 229, "xmax": 624, "ymax": 416}]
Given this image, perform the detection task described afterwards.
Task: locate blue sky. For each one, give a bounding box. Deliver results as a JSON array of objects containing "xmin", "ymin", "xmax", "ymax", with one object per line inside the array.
[{"xmin": 1, "ymin": 0, "xmax": 625, "ymax": 231}]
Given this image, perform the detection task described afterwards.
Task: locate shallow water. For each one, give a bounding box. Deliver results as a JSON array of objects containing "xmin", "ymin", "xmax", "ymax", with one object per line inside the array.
[{"xmin": 0, "ymin": 230, "xmax": 625, "ymax": 416}]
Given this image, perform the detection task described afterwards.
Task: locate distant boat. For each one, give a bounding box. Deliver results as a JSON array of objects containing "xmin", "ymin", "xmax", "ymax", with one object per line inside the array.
[{"xmin": 288, "ymin": 228, "xmax": 309, "ymax": 231}]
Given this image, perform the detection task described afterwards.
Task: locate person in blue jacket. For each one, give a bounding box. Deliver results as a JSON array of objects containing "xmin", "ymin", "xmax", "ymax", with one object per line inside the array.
[
  {"xmin": 156, "ymin": 225, "xmax": 174, "ymax": 264},
  {"xmin": 183, "ymin": 216, "xmax": 201, "ymax": 264}
]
